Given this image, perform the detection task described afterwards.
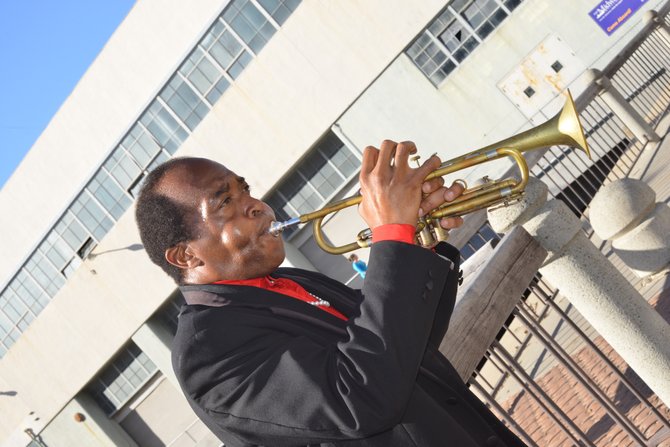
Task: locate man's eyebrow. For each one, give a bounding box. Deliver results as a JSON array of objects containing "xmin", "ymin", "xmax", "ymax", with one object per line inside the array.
[
  {"xmin": 210, "ymin": 177, "xmax": 246, "ymax": 201},
  {"xmin": 211, "ymin": 182, "xmax": 230, "ymax": 201}
]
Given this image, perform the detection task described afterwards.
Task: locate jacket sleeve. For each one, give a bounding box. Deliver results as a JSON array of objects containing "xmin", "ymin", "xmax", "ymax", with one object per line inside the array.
[
  {"xmin": 174, "ymin": 241, "xmax": 459, "ymax": 445},
  {"xmin": 426, "ymin": 241, "xmax": 462, "ymax": 348}
]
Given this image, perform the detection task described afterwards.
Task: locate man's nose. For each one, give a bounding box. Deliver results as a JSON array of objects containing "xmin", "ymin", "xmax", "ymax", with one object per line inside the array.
[{"xmin": 245, "ymin": 197, "xmax": 265, "ymax": 217}]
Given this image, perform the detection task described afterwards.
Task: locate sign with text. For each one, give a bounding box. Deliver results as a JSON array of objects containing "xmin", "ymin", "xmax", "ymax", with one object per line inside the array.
[{"xmin": 589, "ymin": 0, "xmax": 649, "ymax": 35}]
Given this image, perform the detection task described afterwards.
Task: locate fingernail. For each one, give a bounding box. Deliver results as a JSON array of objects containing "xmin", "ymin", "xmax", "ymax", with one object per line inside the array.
[{"xmin": 418, "ymin": 208, "xmax": 424, "ymax": 217}]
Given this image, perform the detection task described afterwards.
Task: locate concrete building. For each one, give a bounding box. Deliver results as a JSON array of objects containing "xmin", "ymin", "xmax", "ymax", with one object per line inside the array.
[{"xmin": 0, "ymin": 0, "xmax": 665, "ymax": 445}]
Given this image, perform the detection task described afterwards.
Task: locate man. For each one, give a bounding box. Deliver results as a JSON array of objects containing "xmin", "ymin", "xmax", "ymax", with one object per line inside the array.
[{"xmin": 135, "ymin": 140, "xmax": 526, "ymax": 446}]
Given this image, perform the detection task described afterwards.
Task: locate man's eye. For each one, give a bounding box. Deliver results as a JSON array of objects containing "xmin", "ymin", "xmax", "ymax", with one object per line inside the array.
[
  {"xmin": 243, "ymin": 184, "xmax": 251, "ymax": 193},
  {"xmin": 220, "ymin": 197, "xmax": 231, "ymax": 207}
]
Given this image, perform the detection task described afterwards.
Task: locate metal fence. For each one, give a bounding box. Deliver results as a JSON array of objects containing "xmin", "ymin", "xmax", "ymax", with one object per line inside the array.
[{"xmin": 459, "ymin": 8, "xmax": 670, "ymax": 447}]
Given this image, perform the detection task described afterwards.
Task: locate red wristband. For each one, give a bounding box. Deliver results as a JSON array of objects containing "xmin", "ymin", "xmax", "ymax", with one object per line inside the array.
[{"xmin": 372, "ymin": 224, "xmax": 416, "ymax": 245}]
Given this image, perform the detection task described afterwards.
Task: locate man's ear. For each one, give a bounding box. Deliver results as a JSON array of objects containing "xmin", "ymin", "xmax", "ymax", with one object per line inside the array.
[{"xmin": 165, "ymin": 243, "xmax": 201, "ymax": 270}]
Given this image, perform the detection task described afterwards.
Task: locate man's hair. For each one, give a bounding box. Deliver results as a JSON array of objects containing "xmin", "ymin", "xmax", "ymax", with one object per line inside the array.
[{"xmin": 135, "ymin": 158, "xmax": 199, "ymax": 284}]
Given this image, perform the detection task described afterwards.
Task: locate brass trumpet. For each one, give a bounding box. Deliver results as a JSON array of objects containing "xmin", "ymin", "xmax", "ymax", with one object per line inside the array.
[{"xmin": 269, "ymin": 90, "xmax": 591, "ymax": 254}]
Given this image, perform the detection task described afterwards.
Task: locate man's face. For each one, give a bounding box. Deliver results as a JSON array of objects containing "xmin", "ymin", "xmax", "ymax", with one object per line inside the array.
[{"xmin": 161, "ymin": 158, "xmax": 285, "ymax": 282}]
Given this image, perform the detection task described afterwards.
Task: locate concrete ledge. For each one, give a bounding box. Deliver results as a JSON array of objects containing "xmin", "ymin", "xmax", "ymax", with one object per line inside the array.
[{"xmin": 590, "ymin": 179, "xmax": 656, "ymax": 240}]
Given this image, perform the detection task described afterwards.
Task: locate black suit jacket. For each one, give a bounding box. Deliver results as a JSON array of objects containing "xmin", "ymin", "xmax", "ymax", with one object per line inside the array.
[{"xmin": 173, "ymin": 241, "xmax": 525, "ymax": 446}]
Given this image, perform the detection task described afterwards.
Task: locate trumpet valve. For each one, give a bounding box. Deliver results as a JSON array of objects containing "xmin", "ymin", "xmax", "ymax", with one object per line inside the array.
[
  {"xmin": 417, "ymin": 217, "xmax": 436, "ymax": 247},
  {"xmin": 432, "ymin": 219, "xmax": 449, "ymax": 242}
]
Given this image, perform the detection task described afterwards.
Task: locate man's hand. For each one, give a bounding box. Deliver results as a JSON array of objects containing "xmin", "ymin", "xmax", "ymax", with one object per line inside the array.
[
  {"xmin": 357, "ymin": 140, "xmax": 441, "ymax": 229},
  {"xmin": 358, "ymin": 140, "xmax": 466, "ymax": 231},
  {"xmin": 419, "ymin": 179, "xmax": 465, "ymax": 231}
]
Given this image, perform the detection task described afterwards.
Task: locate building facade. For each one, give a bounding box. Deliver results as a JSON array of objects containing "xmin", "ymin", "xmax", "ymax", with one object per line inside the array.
[{"xmin": 0, "ymin": 0, "xmax": 664, "ymax": 445}]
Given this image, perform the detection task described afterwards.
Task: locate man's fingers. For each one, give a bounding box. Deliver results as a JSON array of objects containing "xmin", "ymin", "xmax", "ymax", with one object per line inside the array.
[
  {"xmin": 418, "ymin": 186, "xmax": 447, "ymax": 217},
  {"xmin": 444, "ymin": 180, "xmax": 466, "ymax": 201},
  {"xmin": 393, "ymin": 141, "xmax": 417, "ymax": 169},
  {"xmin": 440, "ymin": 216, "xmax": 464, "ymax": 230},
  {"xmin": 422, "ymin": 177, "xmax": 445, "ymax": 194},
  {"xmin": 377, "ymin": 139, "xmax": 397, "ymax": 168},
  {"xmin": 418, "ymin": 179, "xmax": 467, "ymax": 217},
  {"xmin": 416, "ymin": 153, "xmax": 442, "ymax": 179},
  {"xmin": 361, "ymin": 145, "xmax": 380, "ymax": 175}
]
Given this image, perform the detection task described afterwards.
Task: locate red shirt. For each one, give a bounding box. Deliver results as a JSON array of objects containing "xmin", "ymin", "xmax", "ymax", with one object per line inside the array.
[{"xmin": 215, "ymin": 223, "xmax": 416, "ymax": 322}]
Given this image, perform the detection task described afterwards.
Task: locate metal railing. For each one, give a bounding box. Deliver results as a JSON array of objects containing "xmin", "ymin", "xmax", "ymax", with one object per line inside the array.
[{"xmin": 454, "ymin": 6, "xmax": 670, "ymax": 446}]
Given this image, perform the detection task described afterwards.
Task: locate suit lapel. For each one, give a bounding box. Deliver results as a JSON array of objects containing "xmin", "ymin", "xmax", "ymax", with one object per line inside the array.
[{"xmin": 180, "ymin": 279, "xmax": 351, "ymax": 335}]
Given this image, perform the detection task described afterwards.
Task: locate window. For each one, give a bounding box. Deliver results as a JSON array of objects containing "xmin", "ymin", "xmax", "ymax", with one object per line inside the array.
[
  {"xmin": 139, "ymin": 101, "xmax": 189, "ymax": 153},
  {"xmin": 103, "ymin": 148, "xmax": 143, "ymax": 194},
  {"xmin": 88, "ymin": 343, "xmax": 158, "ymax": 415},
  {"xmin": 158, "ymin": 75, "xmax": 209, "ymax": 131},
  {"xmin": 38, "ymin": 231, "xmax": 73, "ymax": 275},
  {"xmin": 0, "ymin": 281, "xmax": 40, "ymax": 354},
  {"xmin": 70, "ymin": 192, "xmax": 114, "ymax": 242},
  {"xmin": 180, "ymin": 47, "xmax": 231, "ymax": 105},
  {"xmin": 406, "ymin": 0, "xmax": 523, "ymax": 86},
  {"xmin": 265, "ymin": 131, "xmax": 359, "ymax": 237},
  {"xmin": 11, "ymin": 270, "xmax": 50, "ymax": 316},
  {"xmin": 257, "ymin": 0, "xmax": 301, "ymax": 25},
  {"xmin": 223, "ymin": 0, "xmax": 277, "ymax": 53},
  {"xmin": 86, "ymin": 171, "xmax": 133, "ymax": 221},
  {"xmin": 54, "ymin": 212, "xmax": 89, "ymax": 253},
  {"xmin": 203, "ymin": 19, "xmax": 254, "ymax": 81},
  {"xmin": 459, "ymin": 0, "xmax": 508, "ymax": 39},
  {"xmin": 119, "ymin": 124, "xmax": 163, "ymax": 168},
  {"xmin": 24, "ymin": 256, "xmax": 64, "ymax": 298}
]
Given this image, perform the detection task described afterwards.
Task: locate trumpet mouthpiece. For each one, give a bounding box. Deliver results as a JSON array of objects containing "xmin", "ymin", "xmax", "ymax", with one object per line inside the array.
[
  {"xmin": 268, "ymin": 218, "xmax": 301, "ymax": 237},
  {"xmin": 268, "ymin": 221, "xmax": 283, "ymax": 237}
]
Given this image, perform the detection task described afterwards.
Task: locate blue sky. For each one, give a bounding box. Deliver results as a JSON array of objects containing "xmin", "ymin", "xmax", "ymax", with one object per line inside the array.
[{"xmin": 0, "ymin": 1, "xmax": 136, "ymax": 190}]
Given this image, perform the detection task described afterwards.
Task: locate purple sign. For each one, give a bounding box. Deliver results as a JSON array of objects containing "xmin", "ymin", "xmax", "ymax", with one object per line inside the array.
[{"xmin": 589, "ymin": 0, "xmax": 649, "ymax": 35}]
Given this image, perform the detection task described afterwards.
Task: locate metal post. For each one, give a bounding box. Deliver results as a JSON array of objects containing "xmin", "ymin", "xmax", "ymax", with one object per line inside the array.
[
  {"xmin": 644, "ymin": 10, "xmax": 670, "ymax": 42},
  {"xmin": 582, "ymin": 69, "xmax": 661, "ymax": 143}
]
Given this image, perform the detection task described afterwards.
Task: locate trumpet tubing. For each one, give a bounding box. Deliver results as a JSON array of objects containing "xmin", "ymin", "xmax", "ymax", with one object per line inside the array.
[{"xmin": 269, "ymin": 90, "xmax": 591, "ymax": 255}]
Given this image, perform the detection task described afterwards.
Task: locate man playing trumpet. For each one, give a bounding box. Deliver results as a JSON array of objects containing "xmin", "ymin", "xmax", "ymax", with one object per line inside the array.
[{"xmin": 135, "ymin": 140, "xmax": 526, "ymax": 446}]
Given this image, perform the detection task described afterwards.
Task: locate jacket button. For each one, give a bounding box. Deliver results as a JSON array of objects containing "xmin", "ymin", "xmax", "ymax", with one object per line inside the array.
[
  {"xmin": 425, "ymin": 279, "xmax": 434, "ymax": 291},
  {"xmin": 444, "ymin": 397, "xmax": 457, "ymax": 405},
  {"xmin": 485, "ymin": 435, "xmax": 500, "ymax": 446}
]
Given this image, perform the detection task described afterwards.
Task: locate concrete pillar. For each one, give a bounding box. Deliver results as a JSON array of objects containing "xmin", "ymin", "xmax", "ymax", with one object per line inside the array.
[
  {"xmin": 488, "ymin": 177, "xmax": 670, "ymax": 407},
  {"xmin": 590, "ymin": 178, "xmax": 670, "ymax": 278},
  {"xmin": 644, "ymin": 10, "xmax": 670, "ymax": 41},
  {"xmin": 131, "ymin": 320, "xmax": 180, "ymax": 389},
  {"xmin": 582, "ymin": 69, "xmax": 660, "ymax": 143}
]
